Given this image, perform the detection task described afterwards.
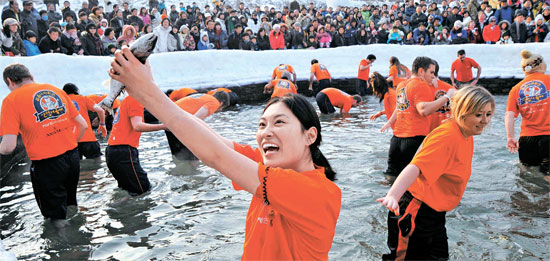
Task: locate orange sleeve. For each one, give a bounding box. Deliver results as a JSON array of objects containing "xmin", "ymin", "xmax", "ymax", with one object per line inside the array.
[
  {"xmin": 126, "ymin": 97, "xmax": 144, "ymax": 118},
  {"xmin": 310, "ymin": 64, "xmax": 316, "ymax": 73},
  {"xmin": 85, "ymin": 96, "xmax": 96, "ymax": 111},
  {"xmin": 288, "ymin": 65, "xmax": 294, "ymax": 73},
  {"xmin": 63, "ymin": 93, "xmax": 80, "ymax": 119},
  {"xmin": 389, "ymin": 66, "xmax": 397, "ymax": 78},
  {"xmin": 272, "ymin": 68, "xmax": 277, "ymax": 78},
  {"xmin": 505, "ymin": 87, "xmax": 519, "ymax": 113},
  {"xmin": 451, "ymin": 61, "xmax": 457, "ymax": 73},
  {"xmin": 469, "ymin": 58, "xmax": 479, "ymax": 68},
  {"xmin": 0, "ymin": 95, "xmax": 19, "ymax": 136},
  {"xmin": 414, "ymin": 83, "xmax": 433, "ymax": 104},
  {"xmin": 232, "ymin": 142, "xmax": 263, "ymax": 191},
  {"xmin": 410, "ymin": 128, "xmax": 453, "ymax": 185}
]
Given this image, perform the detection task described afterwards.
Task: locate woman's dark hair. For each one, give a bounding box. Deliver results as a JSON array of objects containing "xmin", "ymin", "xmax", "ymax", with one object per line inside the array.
[
  {"xmin": 104, "ymin": 27, "xmax": 114, "ymax": 36},
  {"xmin": 263, "ymin": 94, "xmax": 336, "ymax": 181},
  {"xmin": 62, "ymin": 83, "xmax": 79, "ymax": 95},
  {"xmin": 389, "ymin": 56, "xmax": 407, "ymax": 76},
  {"xmin": 142, "ymin": 24, "xmax": 152, "ymax": 32},
  {"xmin": 258, "ymin": 27, "xmax": 266, "ymax": 35},
  {"xmin": 370, "ymin": 72, "xmax": 390, "ymax": 102}
]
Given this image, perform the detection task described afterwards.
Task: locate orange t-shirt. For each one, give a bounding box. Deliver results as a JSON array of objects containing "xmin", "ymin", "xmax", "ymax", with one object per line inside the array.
[
  {"xmin": 269, "ymin": 79, "xmax": 297, "ymax": 98},
  {"xmin": 175, "ymin": 93, "xmax": 221, "ymax": 117},
  {"xmin": 357, "ymin": 59, "xmax": 371, "ymax": 81},
  {"xmin": 207, "ymin": 88, "xmax": 232, "ymax": 95},
  {"xmin": 429, "ymin": 80, "xmax": 455, "ymax": 132},
  {"xmin": 321, "ymin": 88, "xmax": 354, "ymax": 113},
  {"xmin": 505, "ymin": 73, "xmax": 550, "ymax": 136},
  {"xmin": 451, "ymin": 57, "xmax": 479, "ymax": 82},
  {"xmin": 311, "ymin": 63, "xmax": 331, "ymax": 81},
  {"xmin": 232, "ymin": 142, "xmax": 341, "ymax": 260},
  {"xmin": 87, "ymin": 94, "xmax": 121, "ymax": 109},
  {"xmin": 68, "ymin": 94, "xmax": 98, "ymax": 142},
  {"xmin": 408, "ymin": 121, "xmax": 474, "ymax": 212},
  {"xmin": 393, "ymin": 78, "xmax": 434, "ymax": 137},
  {"xmin": 384, "ymin": 87, "xmax": 397, "ymax": 130},
  {"xmin": 108, "ymin": 95, "xmax": 144, "ymax": 148},
  {"xmin": 169, "ymin": 88, "xmax": 197, "ymax": 102},
  {"xmin": 388, "ymin": 65, "xmax": 410, "ymax": 87},
  {"xmin": 272, "ymin": 64, "xmax": 295, "ymax": 79},
  {"xmin": 0, "ymin": 83, "xmax": 79, "ymax": 160}
]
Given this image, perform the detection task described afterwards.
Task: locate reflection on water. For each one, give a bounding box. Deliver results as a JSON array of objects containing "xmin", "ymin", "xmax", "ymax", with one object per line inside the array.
[{"xmin": 1, "ymin": 96, "xmax": 548, "ymax": 260}]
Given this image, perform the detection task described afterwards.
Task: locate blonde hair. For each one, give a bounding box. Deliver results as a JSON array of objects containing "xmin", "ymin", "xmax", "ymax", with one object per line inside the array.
[{"xmin": 451, "ymin": 85, "xmax": 495, "ymax": 124}]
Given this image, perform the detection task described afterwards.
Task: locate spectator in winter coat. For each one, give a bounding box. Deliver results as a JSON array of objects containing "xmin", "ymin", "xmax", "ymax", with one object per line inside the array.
[
  {"xmin": 257, "ymin": 27, "xmax": 271, "ymax": 50},
  {"xmin": 377, "ymin": 23, "xmax": 389, "ymax": 44},
  {"xmin": 38, "ymin": 27, "xmax": 66, "ymax": 53},
  {"xmin": 413, "ymin": 23, "xmax": 429, "ymax": 45},
  {"xmin": 483, "ymin": 16, "xmax": 501, "ymax": 43},
  {"xmin": 127, "ymin": 8, "xmax": 144, "ymax": 32},
  {"xmin": 47, "ymin": 4, "xmax": 62, "ymax": 25},
  {"xmin": 239, "ymin": 33, "xmax": 253, "ymax": 50},
  {"xmin": 289, "ymin": 22, "xmax": 305, "ymax": 49},
  {"xmin": 212, "ymin": 22, "xmax": 228, "ymax": 49},
  {"xmin": 404, "ymin": 0, "xmax": 416, "ymax": 21},
  {"xmin": 494, "ymin": 0, "xmax": 513, "ymax": 23},
  {"xmin": 23, "ymin": 30, "xmax": 41, "ymax": 56},
  {"xmin": 498, "ymin": 20, "xmax": 511, "ymax": 39},
  {"xmin": 450, "ymin": 20, "xmax": 469, "ymax": 44},
  {"xmin": 110, "ymin": 10, "xmax": 124, "ymax": 38},
  {"xmin": 259, "ymin": 14, "xmax": 272, "ymax": 33},
  {"xmin": 101, "ymin": 27, "xmax": 117, "ymax": 52},
  {"xmin": 20, "ymin": 1, "xmax": 38, "ymax": 38},
  {"xmin": 411, "ymin": 6, "xmax": 428, "ymax": 28},
  {"xmin": 179, "ymin": 25, "xmax": 195, "ymax": 51},
  {"xmin": 61, "ymin": 22, "xmax": 83, "ymax": 55},
  {"xmin": 387, "ymin": 26, "xmax": 404, "ymax": 44},
  {"xmin": 81, "ymin": 23, "xmax": 103, "ymax": 55},
  {"xmin": 139, "ymin": 7, "xmax": 151, "ymax": 25},
  {"xmin": 497, "ymin": 31, "xmax": 514, "ymax": 43},
  {"xmin": 1, "ymin": 18, "xmax": 17, "ymax": 54},
  {"xmin": 76, "ymin": 11, "xmax": 91, "ymax": 33},
  {"xmin": 467, "ymin": 21, "xmax": 484, "ymax": 43},
  {"xmin": 1, "ymin": 1, "xmax": 20, "ymax": 25},
  {"xmin": 197, "ymin": 31, "xmax": 212, "ymax": 50},
  {"xmin": 168, "ymin": 25, "xmax": 182, "ymax": 51},
  {"xmin": 227, "ymin": 24, "xmax": 242, "ymax": 49},
  {"xmin": 434, "ymin": 26, "xmax": 452, "ymax": 44},
  {"xmin": 316, "ymin": 25, "xmax": 332, "ymax": 48},
  {"xmin": 529, "ymin": 14, "xmax": 548, "ymax": 42},
  {"xmin": 344, "ymin": 22, "xmax": 358, "ymax": 45},
  {"xmin": 248, "ymin": 12, "xmax": 261, "ymax": 33},
  {"xmin": 117, "ymin": 24, "xmax": 136, "ymax": 45},
  {"xmin": 153, "ymin": 18, "xmax": 171, "ymax": 53},
  {"xmin": 61, "ymin": 2, "xmax": 77, "ymax": 22},
  {"xmin": 304, "ymin": 34, "xmax": 317, "ymax": 49},
  {"xmin": 510, "ymin": 10, "xmax": 529, "ymax": 43},
  {"xmin": 332, "ymin": 26, "xmax": 346, "ymax": 47},
  {"xmin": 269, "ymin": 23, "xmax": 285, "ymax": 50}
]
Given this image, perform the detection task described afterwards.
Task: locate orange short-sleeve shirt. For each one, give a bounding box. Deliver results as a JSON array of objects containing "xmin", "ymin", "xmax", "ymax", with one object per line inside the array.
[
  {"xmin": 175, "ymin": 93, "xmax": 221, "ymax": 117},
  {"xmin": 357, "ymin": 59, "xmax": 371, "ymax": 81},
  {"xmin": 388, "ymin": 65, "xmax": 410, "ymax": 87},
  {"xmin": 0, "ymin": 83, "xmax": 79, "ymax": 160},
  {"xmin": 321, "ymin": 88, "xmax": 354, "ymax": 113},
  {"xmin": 393, "ymin": 78, "xmax": 435, "ymax": 137},
  {"xmin": 269, "ymin": 79, "xmax": 297, "ymax": 98},
  {"xmin": 272, "ymin": 64, "xmax": 295, "ymax": 79},
  {"xmin": 87, "ymin": 94, "xmax": 121, "ymax": 109},
  {"xmin": 384, "ymin": 87, "xmax": 397, "ymax": 130},
  {"xmin": 207, "ymin": 88, "xmax": 232, "ymax": 95},
  {"xmin": 232, "ymin": 143, "xmax": 341, "ymax": 260},
  {"xmin": 451, "ymin": 57, "xmax": 479, "ymax": 82},
  {"xmin": 506, "ymin": 73, "xmax": 550, "ymax": 136},
  {"xmin": 429, "ymin": 80, "xmax": 455, "ymax": 132},
  {"xmin": 108, "ymin": 95, "xmax": 144, "ymax": 148},
  {"xmin": 311, "ymin": 63, "xmax": 331, "ymax": 81},
  {"xmin": 68, "ymin": 94, "xmax": 98, "ymax": 142},
  {"xmin": 169, "ymin": 88, "xmax": 197, "ymax": 102},
  {"xmin": 408, "ymin": 121, "xmax": 474, "ymax": 212}
]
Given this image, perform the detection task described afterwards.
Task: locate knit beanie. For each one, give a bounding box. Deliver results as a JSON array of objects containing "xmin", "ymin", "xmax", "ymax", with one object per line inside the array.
[{"xmin": 521, "ymin": 50, "xmax": 546, "ymax": 74}]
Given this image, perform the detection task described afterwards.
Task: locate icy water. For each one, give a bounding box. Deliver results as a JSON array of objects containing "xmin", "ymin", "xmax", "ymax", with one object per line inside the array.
[{"xmin": 1, "ymin": 95, "xmax": 549, "ymax": 260}]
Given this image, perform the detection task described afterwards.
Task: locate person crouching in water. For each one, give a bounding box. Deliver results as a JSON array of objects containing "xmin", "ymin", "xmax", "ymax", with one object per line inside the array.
[
  {"xmin": 108, "ymin": 47, "xmax": 341, "ymax": 259},
  {"xmin": 377, "ymin": 85, "xmax": 495, "ymax": 260},
  {"xmin": 316, "ymin": 87, "xmax": 362, "ymax": 114}
]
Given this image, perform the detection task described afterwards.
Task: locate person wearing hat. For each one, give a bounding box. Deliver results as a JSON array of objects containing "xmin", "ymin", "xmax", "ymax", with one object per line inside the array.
[
  {"xmin": 511, "ymin": 10, "xmax": 529, "ymax": 43},
  {"xmin": 1, "ymin": 18, "xmax": 19, "ymax": 55},
  {"xmin": 20, "ymin": 0, "xmax": 38, "ymax": 39},
  {"xmin": 494, "ymin": 0, "xmax": 513, "ymax": 23},
  {"xmin": 450, "ymin": 20, "xmax": 469, "ymax": 43},
  {"xmin": 482, "ymin": 16, "xmax": 501, "ymax": 43},
  {"xmin": 505, "ymin": 50, "xmax": 550, "ymax": 175},
  {"xmin": 530, "ymin": 14, "xmax": 548, "ymax": 42},
  {"xmin": 81, "ymin": 23, "xmax": 104, "ymax": 55}
]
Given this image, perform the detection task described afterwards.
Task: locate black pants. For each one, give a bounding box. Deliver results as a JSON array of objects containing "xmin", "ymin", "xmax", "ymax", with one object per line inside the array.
[
  {"xmin": 78, "ymin": 141, "xmax": 102, "ymax": 159},
  {"xmin": 518, "ymin": 135, "xmax": 549, "ymax": 174},
  {"xmin": 385, "ymin": 135, "xmax": 426, "ymax": 176},
  {"xmin": 357, "ymin": 79, "xmax": 368, "ymax": 96},
  {"xmin": 316, "ymin": 92, "xmax": 335, "ymax": 114},
  {"xmin": 105, "ymin": 145, "xmax": 151, "ymax": 195},
  {"xmin": 456, "ymin": 80, "xmax": 472, "ymax": 89},
  {"xmin": 228, "ymin": 91, "xmax": 239, "ymax": 106},
  {"xmin": 165, "ymin": 130, "xmax": 198, "ymax": 160},
  {"xmin": 30, "ymin": 148, "xmax": 80, "ymax": 219},
  {"xmin": 314, "ymin": 79, "xmax": 331, "ymax": 96},
  {"xmin": 384, "ymin": 191, "xmax": 448, "ymax": 260}
]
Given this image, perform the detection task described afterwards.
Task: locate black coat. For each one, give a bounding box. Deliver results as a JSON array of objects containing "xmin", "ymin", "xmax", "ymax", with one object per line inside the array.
[
  {"xmin": 37, "ymin": 20, "xmax": 49, "ymax": 41},
  {"xmin": 81, "ymin": 32, "xmax": 104, "ymax": 55},
  {"xmin": 1, "ymin": 9, "xmax": 18, "ymax": 24},
  {"xmin": 332, "ymin": 33, "xmax": 346, "ymax": 47},
  {"xmin": 110, "ymin": 17, "xmax": 124, "ymax": 38},
  {"xmin": 61, "ymin": 33, "xmax": 82, "ymax": 55},
  {"xmin": 510, "ymin": 22, "xmax": 529, "ymax": 43},
  {"xmin": 38, "ymin": 35, "xmax": 66, "ymax": 53},
  {"xmin": 227, "ymin": 32, "xmax": 241, "ymax": 49},
  {"xmin": 289, "ymin": 29, "xmax": 305, "ymax": 49},
  {"xmin": 20, "ymin": 10, "xmax": 38, "ymax": 37},
  {"xmin": 127, "ymin": 15, "xmax": 144, "ymax": 31},
  {"xmin": 61, "ymin": 7, "xmax": 77, "ymax": 22},
  {"xmin": 257, "ymin": 34, "xmax": 270, "ymax": 50}
]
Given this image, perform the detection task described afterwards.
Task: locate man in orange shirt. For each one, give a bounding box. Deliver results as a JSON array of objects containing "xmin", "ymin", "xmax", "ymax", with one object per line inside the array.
[
  {"xmin": 264, "ymin": 71, "xmax": 298, "ymax": 99},
  {"xmin": 0, "ymin": 64, "xmax": 88, "ymax": 220},
  {"xmin": 207, "ymin": 88, "xmax": 239, "ymax": 106},
  {"xmin": 272, "ymin": 64, "xmax": 297, "ymax": 84},
  {"xmin": 450, "ymin": 49, "xmax": 482, "ymax": 88},
  {"xmin": 106, "ymin": 95, "xmax": 166, "ymax": 195},
  {"xmin": 167, "ymin": 91, "xmax": 230, "ymax": 160},
  {"xmin": 505, "ymin": 50, "xmax": 549, "ymax": 175},
  {"xmin": 63, "ymin": 83, "xmax": 107, "ymax": 159},
  {"xmin": 381, "ymin": 57, "xmax": 456, "ymax": 176},
  {"xmin": 357, "ymin": 54, "xmax": 376, "ymax": 96},
  {"xmin": 309, "ymin": 59, "xmax": 332, "ymax": 95},
  {"xmin": 168, "ymin": 87, "xmax": 197, "ymax": 102},
  {"xmin": 316, "ymin": 87, "xmax": 362, "ymax": 114}
]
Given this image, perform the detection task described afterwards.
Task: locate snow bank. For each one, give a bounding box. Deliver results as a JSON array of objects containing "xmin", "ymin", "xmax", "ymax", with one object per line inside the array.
[{"xmin": 1, "ymin": 43, "xmax": 549, "ymax": 104}]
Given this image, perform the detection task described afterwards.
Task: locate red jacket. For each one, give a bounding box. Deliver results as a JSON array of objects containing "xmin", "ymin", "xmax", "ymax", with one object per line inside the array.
[
  {"xmin": 269, "ymin": 30, "xmax": 285, "ymax": 50},
  {"xmin": 482, "ymin": 25, "xmax": 501, "ymax": 43}
]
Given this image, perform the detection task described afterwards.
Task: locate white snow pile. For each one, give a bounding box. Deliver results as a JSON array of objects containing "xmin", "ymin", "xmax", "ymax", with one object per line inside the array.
[
  {"xmin": 0, "ymin": 43, "xmax": 549, "ymax": 104},
  {"xmin": 0, "ymin": 239, "xmax": 16, "ymax": 261}
]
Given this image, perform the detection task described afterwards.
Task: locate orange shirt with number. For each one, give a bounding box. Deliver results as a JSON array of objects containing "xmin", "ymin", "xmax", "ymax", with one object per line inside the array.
[
  {"xmin": 357, "ymin": 59, "xmax": 371, "ymax": 81},
  {"xmin": 429, "ymin": 80, "xmax": 455, "ymax": 132},
  {"xmin": 169, "ymin": 88, "xmax": 197, "ymax": 102},
  {"xmin": 393, "ymin": 78, "xmax": 434, "ymax": 137},
  {"xmin": 451, "ymin": 57, "xmax": 479, "ymax": 82},
  {"xmin": 232, "ymin": 142, "xmax": 341, "ymax": 260},
  {"xmin": 311, "ymin": 63, "xmax": 331, "ymax": 80},
  {"xmin": 321, "ymin": 88, "xmax": 354, "ymax": 113},
  {"xmin": 68, "ymin": 94, "xmax": 99, "ymax": 142},
  {"xmin": 388, "ymin": 65, "xmax": 410, "ymax": 88},
  {"xmin": 0, "ymin": 83, "xmax": 79, "ymax": 160},
  {"xmin": 506, "ymin": 72, "xmax": 550, "ymax": 136},
  {"xmin": 175, "ymin": 94, "xmax": 221, "ymax": 117},
  {"xmin": 408, "ymin": 120, "xmax": 474, "ymax": 212},
  {"xmin": 272, "ymin": 64, "xmax": 295, "ymax": 79},
  {"xmin": 108, "ymin": 95, "xmax": 144, "ymax": 148},
  {"xmin": 269, "ymin": 79, "xmax": 297, "ymax": 98}
]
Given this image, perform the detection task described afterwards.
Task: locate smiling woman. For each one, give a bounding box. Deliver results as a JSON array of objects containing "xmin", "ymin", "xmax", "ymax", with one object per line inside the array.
[{"xmin": 107, "ymin": 48, "xmax": 341, "ymax": 260}]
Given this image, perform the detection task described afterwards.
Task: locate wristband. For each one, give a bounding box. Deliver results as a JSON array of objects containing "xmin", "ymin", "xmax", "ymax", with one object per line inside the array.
[
  {"xmin": 100, "ymin": 123, "xmax": 106, "ymax": 126},
  {"xmin": 443, "ymin": 94, "xmax": 451, "ymax": 101}
]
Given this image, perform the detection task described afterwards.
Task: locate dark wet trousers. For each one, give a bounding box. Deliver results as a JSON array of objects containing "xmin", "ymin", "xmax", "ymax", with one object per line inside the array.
[
  {"xmin": 30, "ymin": 148, "xmax": 80, "ymax": 219},
  {"xmin": 383, "ymin": 191, "xmax": 448, "ymax": 261},
  {"xmin": 385, "ymin": 135, "xmax": 426, "ymax": 176},
  {"xmin": 316, "ymin": 92, "xmax": 335, "ymax": 114},
  {"xmin": 518, "ymin": 135, "xmax": 550, "ymax": 174},
  {"xmin": 357, "ymin": 79, "xmax": 371, "ymax": 96},
  {"xmin": 78, "ymin": 141, "xmax": 102, "ymax": 159},
  {"xmin": 165, "ymin": 130, "xmax": 198, "ymax": 161},
  {"xmin": 228, "ymin": 91, "xmax": 239, "ymax": 106},
  {"xmin": 106, "ymin": 145, "xmax": 151, "ymax": 195},
  {"xmin": 314, "ymin": 79, "xmax": 331, "ymax": 96},
  {"xmin": 455, "ymin": 80, "xmax": 473, "ymax": 89}
]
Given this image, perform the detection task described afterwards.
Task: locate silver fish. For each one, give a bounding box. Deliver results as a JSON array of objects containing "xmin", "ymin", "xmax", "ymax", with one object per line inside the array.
[{"xmin": 99, "ymin": 33, "xmax": 158, "ymax": 115}]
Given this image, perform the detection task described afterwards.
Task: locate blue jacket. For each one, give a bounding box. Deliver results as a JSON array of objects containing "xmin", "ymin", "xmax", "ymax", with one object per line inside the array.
[
  {"xmin": 23, "ymin": 39, "xmax": 41, "ymax": 56},
  {"xmin": 387, "ymin": 31, "xmax": 403, "ymax": 43},
  {"xmin": 494, "ymin": 6, "xmax": 513, "ymax": 24},
  {"xmin": 413, "ymin": 28, "xmax": 429, "ymax": 45}
]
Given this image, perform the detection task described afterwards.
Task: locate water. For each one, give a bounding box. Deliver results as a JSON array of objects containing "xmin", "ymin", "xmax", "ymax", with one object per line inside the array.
[{"xmin": 1, "ymin": 95, "xmax": 549, "ymax": 260}]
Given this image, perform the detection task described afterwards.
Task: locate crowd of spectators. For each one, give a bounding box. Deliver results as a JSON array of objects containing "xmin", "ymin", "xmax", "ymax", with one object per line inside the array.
[{"xmin": 0, "ymin": 0, "xmax": 549, "ymax": 56}]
